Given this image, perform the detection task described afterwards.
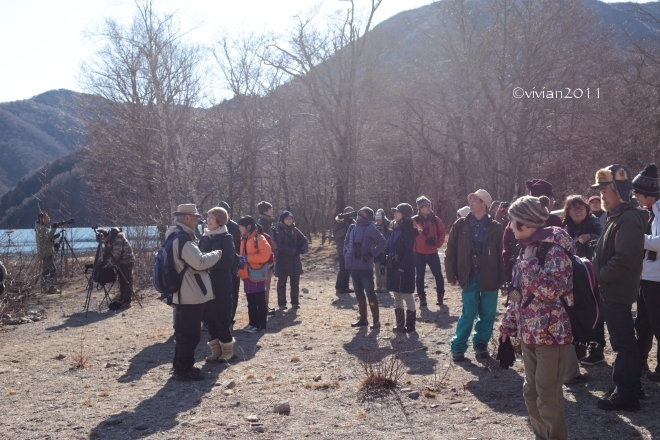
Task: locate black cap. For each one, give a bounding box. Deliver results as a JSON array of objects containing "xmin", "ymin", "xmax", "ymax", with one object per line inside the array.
[
  {"xmin": 391, "ymin": 203, "xmax": 414, "ymax": 219},
  {"xmin": 633, "ymin": 163, "xmax": 660, "ymax": 197}
]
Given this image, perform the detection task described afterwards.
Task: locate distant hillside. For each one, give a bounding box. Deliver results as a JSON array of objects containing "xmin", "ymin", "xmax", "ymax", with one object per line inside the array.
[{"xmin": 0, "ymin": 89, "xmax": 89, "ymax": 195}]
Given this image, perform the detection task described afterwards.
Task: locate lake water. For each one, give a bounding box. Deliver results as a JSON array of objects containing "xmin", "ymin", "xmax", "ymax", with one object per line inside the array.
[{"xmin": 0, "ymin": 226, "xmax": 159, "ymax": 255}]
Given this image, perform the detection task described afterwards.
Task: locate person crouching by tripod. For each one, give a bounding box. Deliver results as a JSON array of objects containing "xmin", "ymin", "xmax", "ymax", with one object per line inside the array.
[
  {"xmin": 102, "ymin": 228, "xmax": 135, "ymax": 308},
  {"xmin": 34, "ymin": 212, "xmax": 59, "ymax": 294},
  {"xmin": 199, "ymin": 207, "xmax": 237, "ymax": 362}
]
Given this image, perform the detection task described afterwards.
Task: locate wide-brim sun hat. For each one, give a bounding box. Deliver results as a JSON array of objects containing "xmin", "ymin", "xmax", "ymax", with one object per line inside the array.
[{"xmin": 173, "ymin": 204, "xmax": 202, "ymax": 217}]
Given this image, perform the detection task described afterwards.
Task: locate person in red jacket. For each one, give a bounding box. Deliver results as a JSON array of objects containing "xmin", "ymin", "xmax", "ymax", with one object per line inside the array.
[
  {"xmin": 502, "ymin": 179, "xmax": 563, "ymax": 282},
  {"xmin": 412, "ymin": 196, "xmax": 447, "ymax": 307}
]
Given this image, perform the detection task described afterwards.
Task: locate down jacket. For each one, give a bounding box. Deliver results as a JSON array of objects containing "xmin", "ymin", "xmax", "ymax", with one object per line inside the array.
[
  {"xmin": 385, "ymin": 219, "xmax": 417, "ymax": 293},
  {"xmin": 237, "ymin": 231, "xmax": 271, "ymax": 281},
  {"xmin": 343, "ymin": 218, "xmax": 387, "ymax": 271},
  {"xmin": 412, "ymin": 212, "xmax": 447, "ymax": 254},
  {"xmin": 274, "ymin": 223, "xmax": 309, "ymax": 277},
  {"xmin": 499, "ymin": 227, "xmax": 575, "ymax": 346},
  {"xmin": 166, "ymin": 223, "xmax": 221, "ymax": 305},
  {"xmin": 642, "ymin": 199, "xmax": 660, "ymax": 282}
]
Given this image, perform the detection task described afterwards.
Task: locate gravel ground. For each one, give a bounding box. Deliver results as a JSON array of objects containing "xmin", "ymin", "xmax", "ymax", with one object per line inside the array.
[{"xmin": 0, "ymin": 242, "xmax": 658, "ymax": 439}]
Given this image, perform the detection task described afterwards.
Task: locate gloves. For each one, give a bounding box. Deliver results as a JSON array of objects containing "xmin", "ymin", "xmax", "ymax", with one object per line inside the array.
[
  {"xmin": 362, "ymin": 252, "xmax": 373, "ymax": 262},
  {"xmin": 379, "ymin": 265, "xmax": 386, "ymax": 275},
  {"xmin": 496, "ymin": 336, "xmax": 516, "ymax": 370}
]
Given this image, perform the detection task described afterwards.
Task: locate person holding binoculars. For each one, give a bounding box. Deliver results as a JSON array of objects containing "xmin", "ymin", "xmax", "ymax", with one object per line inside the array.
[{"xmin": 412, "ymin": 196, "xmax": 447, "ymax": 307}]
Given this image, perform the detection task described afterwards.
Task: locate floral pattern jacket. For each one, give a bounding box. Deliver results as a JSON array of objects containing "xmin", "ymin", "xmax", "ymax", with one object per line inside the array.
[{"xmin": 499, "ymin": 227, "xmax": 575, "ymax": 346}]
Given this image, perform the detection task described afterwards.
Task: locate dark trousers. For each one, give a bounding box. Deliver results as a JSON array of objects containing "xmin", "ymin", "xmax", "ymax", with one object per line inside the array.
[
  {"xmin": 351, "ymin": 269, "xmax": 377, "ymax": 304},
  {"xmin": 335, "ymin": 245, "xmax": 351, "ymax": 290},
  {"xmin": 414, "ymin": 252, "xmax": 445, "ymax": 298},
  {"xmin": 277, "ymin": 274, "xmax": 300, "ymax": 307},
  {"xmin": 203, "ymin": 297, "xmax": 233, "ymax": 343},
  {"xmin": 602, "ymin": 300, "xmax": 642, "ymax": 396},
  {"xmin": 636, "ymin": 280, "xmax": 660, "ymax": 372},
  {"xmin": 118, "ymin": 263, "xmax": 133, "ymax": 303},
  {"xmin": 246, "ymin": 292, "xmax": 267, "ymax": 329},
  {"xmin": 230, "ymin": 275, "xmax": 240, "ymax": 323},
  {"xmin": 40, "ymin": 255, "xmax": 57, "ymax": 286},
  {"xmin": 173, "ymin": 303, "xmax": 206, "ymax": 373},
  {"xmin": 592, "ymin": 322, "xmax": 607, "ymax": 347}
]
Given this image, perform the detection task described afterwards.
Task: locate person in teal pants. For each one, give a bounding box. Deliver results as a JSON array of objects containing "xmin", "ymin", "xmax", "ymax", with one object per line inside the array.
[{"xmin": 444, "ymin": 189, "xmax": 506, "ymax": 361}]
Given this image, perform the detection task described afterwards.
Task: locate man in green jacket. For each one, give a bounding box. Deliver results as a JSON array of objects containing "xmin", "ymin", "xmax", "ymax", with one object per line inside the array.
[
  {"xmin": 591, "ymin": 164, "xmax": 648, "ymax": 412},
  {"xmin": 446, "ymin": 189, "xmax": 506, "ymax": 361},
  {"xmin": 34, "ymin": 212, "xmax": 59, "ymax": 294}
]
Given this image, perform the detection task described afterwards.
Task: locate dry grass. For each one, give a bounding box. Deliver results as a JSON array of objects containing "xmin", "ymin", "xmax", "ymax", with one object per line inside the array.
[
  {"xmin": 265, "ymin": 374, "xmax": 275, "ymax": 380},
  {"xmin": 423, "ymin": 389, "xmax": 437, "ymax": 399},
  {"xmin": 70, "ymin": 334, "xmax": 90, "ymax": 370},
  {"xmin": 7, "ymin": 390, "xmax": 17, "ymax": 395},
  {"xmin": 98, "ymin": 391, "xmax": 109, "ymax": 397},
  {"xmin": 290, "ymin": 355, "xmax": 301, "ymax": 362},
  {"xmin": 358, "ymin": 352, "xmax": 404, "ymax": 400},
  {"xmin": 304, "ymin": 381, "xmax": 340, "ymax": 390},
  {"xmin": 246, "ymin": 373, "xmax": 256, "ymax": 379},
  {"xmin": 355, "ymin": 411, "xmax": 366, "ymax": 420}
]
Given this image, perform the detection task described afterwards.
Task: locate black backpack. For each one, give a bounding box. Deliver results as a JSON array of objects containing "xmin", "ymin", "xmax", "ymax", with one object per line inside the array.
[
  {"xmin": 94, "ymin": 260, "xmax": 117, "ymax": 286},
  {"xmin": 531, "ymin": 243, "xmax": 600, "ymax": 344}
]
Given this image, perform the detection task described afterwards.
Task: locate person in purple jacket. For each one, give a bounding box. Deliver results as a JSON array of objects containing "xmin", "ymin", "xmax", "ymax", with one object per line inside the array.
[{"xmin": 343, "ymin": 207, "xmax": 387, "ymax": 328}]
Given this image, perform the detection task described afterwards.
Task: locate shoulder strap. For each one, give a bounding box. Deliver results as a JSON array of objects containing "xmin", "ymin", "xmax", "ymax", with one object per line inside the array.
[{"xmin": 535, "ymin": 242, "xmax": 554, "ymax": 267}]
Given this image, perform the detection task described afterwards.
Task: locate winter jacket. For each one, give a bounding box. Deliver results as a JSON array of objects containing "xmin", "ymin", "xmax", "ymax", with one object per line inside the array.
[
  {"xmin": 593, "ymin": 201, "xmax": 649, "ymax": 305},
  {"xmin": 412, "ymin": 212, "xmax": 447, "ymax": 254},
  {"xmin": 385, "ymin": 219, "xmax": 417, "ymax": 293},
  {"xmin": 257, "ymin": 214, "xmax": 277, "ymax": 253},
  {"xmin": 592, "ymin": 210, "xmax": 607, "ymax": 229},
  {"xmin": 103, "ymin": 233, "xmax": 135, "ymax": 265},
  {"xmin": 563, "ymin": 214, "xmax": 602, "ymax": 260},
  {"xmin": 274, "ymin": 223, "xmax": 309, "ymax": 277},
  {"xmin": 374, "ymin": 219, "xmax": 391, "ymax": 263},
  {"xmin": 642, "ymin": 200, "xmax": 660, "ymax": 282},
  {"xmin": 343, "ymin": 219, "xmax": 387, "ymax": 271},
  {"xmin": 199, "ymin": 225, "xmax": 236, "ymax": 299},
  {"xmin": 333, "ymin": 217, "xmax": 354, "ymax": 251},
  {"xmin": 166, "ymin": 223, "xmax": 221, "ymax": 305},
  {"xmin": 499, "ymin": 227, "xmax": 576, "ymax": 346},
  {"xmin": 34, "ymin": 222, "xmax": 56, "ymax": 258},
  {"xmin": 238, "ymin": 230, "xmax": 271, "ymax": 293},
  {"xmin": 445, "ymin": 214, "xmax": 506, "ymax": 292},
  {"xmin": 503, "ymin": 214, "xmax": 564, "ymax": 282}
]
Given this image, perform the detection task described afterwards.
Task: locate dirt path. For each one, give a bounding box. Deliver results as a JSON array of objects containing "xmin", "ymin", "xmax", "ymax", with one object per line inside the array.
[{"xmin": 0, "ymin": 242, "xmax": 658, "ymax": 439}]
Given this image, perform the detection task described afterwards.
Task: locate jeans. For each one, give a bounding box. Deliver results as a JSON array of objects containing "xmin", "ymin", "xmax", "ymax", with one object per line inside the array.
[
  {"xmin": 601, "ymin": 300, "xmax": 642, "ymax": 396},
  {"xmin": 335, "ymin": 245, "xmax": 351, "ymax": 290},
  {"xmin": 246, "ymin": 292, "xmax": 267, "ymax": 329},
  {"xmin": 277, "ymin": 274, "xmax": 300, "ymax": 307},
  {"xmin": 173, "ymin": 303, "xmax": 206, "ymax": 373},
  {"xmin": 118, "ymin": 263, "xmax": 133, "ymax": 304},
  {"xmin": 351, "ymin": 269, "xmax": 377, "ymax": 305},
  {"xmin": 636, "ymin": 280, "xmax": 660, "ymax": 372},
  {"xmin": 414, "ymin": 252, "xmax": 445, "ymax": 298},
  {"xmin": 451, "ymin": 274, "xmax": 498, "ymax": 354},
  {"xmin": 522, "ymin": 344, "xmax": 570, "ymax": 440}
]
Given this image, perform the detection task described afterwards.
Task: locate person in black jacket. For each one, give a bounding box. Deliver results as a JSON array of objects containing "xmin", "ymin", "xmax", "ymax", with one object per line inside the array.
[
  {"xmin": 274, "ymin": 211, "xmax": 309, "ymax": 309},
  {"xmin": 199, "ymin": 207, "xmax": 237, "ymax": 362},
  {"xmin": 563, "ymin": 195, "xmax": 602, "ymax": 259},
  {"xmin": 386, "ymin": 203, "xmax": 417, "ymax": 333},
  {"xmin": 219, "ymin": 201, "xmax": 242, "ymax": 329}
]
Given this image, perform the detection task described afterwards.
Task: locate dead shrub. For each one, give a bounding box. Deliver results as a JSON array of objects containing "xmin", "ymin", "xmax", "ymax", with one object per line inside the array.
[
  {"xmin": 70, "ymin": 334, "xmax": 90, "ymax": 370},
  {"xmin": 357, "ymin": 352, "xmax": 404, "ymax": 400}
]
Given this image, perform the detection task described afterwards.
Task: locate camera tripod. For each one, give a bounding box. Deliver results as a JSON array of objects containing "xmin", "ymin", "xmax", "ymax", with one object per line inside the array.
[
  {"xmin": 55, "ymin": 227, "xmax": 83, "ymax": 293},
  {"xmin": 83, "ymin": 242, "xmax": 142, "ymax": 316}
]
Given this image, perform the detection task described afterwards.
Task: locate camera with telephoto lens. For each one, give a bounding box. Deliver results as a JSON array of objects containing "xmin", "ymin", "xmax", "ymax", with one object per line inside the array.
[
  {"xmin": 338, "ymin": 211, "xmax": 357, "ymax": 220},
  {"xmin": 52, "ymin": 218, "xmax": 75, "ymax": 228},
  {"xmin": 425, "ymin": 236, "xmax": 436, "ymax": 246},
  {"xmin": 352, "ymin": 242, "xmax": 362, "ymax": 259},
  {"xmin": 502, "ymin": 282, "xmax": 522, "ymax": 303}
]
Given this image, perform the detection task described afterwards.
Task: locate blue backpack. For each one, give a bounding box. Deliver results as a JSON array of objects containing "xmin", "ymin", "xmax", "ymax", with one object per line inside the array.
[{"xmin": 153, "ymin": 227, "xmax": 191, "ymax": 304}]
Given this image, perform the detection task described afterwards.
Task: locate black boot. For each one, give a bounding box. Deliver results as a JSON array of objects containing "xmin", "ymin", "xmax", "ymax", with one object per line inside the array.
[
  {"xmin": 351, "ymin": 295, "xmax": 368, "ymax": 327},
  {"xmin": 418, "ymin": 294, "xmax": 427, "ymax": 307},
  {"xmin": 581, "ymin": 343, "xmax": 605, "ymax": 365},
  {"xmin": 436, "ymin": 288, "xmax": 444, "ymax": 306},
  {"xmin": 393, "ymin": 308, "xmax": 406, "ymax": 333},
  {"xmin": 369, "ymin": 299, "xmax": 380, "ymax": 329},
  {"xmin": 405, "ymin": 310, "xmax": 417, "ymax": 333}
]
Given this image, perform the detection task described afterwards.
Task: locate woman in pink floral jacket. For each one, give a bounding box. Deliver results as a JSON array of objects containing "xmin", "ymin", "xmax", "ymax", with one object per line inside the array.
[{"xmin": 498, "ymin": 196, "xmax": 574, "ymax": 440}]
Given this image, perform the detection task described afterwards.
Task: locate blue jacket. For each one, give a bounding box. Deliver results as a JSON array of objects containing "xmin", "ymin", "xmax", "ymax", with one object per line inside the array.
[{"xmin": 343, "ymin": 219, "xmax": 387, "ymax": 271}]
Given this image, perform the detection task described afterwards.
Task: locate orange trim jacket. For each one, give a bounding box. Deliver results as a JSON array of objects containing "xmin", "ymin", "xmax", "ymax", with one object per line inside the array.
[
  {"xmin": 238, "ymin": 232, "xmax": 272, "ymax": 280},
  {"xmin": 412, "ymin": 214, "xmax": 447, "ymax": 254}
]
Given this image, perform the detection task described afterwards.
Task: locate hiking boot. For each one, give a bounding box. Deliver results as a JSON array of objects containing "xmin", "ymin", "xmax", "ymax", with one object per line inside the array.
[
  {"xmin": 475, "ymin": 344, "xmax": 489, "ymax": 359},
  {"xmin": 404, "ymin": 310, "xmax": 417, "ymax": 333},
  {"xmin": 418, "ymin": 295, "xmax": 427, "ymax": 307},
  {"xmin": 436, "ymin": 289, "xmax": 444, "ymax": 306},
  {"xmin": 392, "ymin": 308, "xmax": 406, "ymax": 333},
  {"xmin": 119, "ymin": 301, "xmax": 131, "ymax": 309},
  {"xmin": 606, "ymin": 385, "xmax": 645, "ymax": 400},
  {"xmin": 344, "ymin": 288, "xmax": 355, "ymax": 294},
  {"xmin": 267, "ymin": 307, "xmax": 276, "ymax": 316},
  {"xmin": 243, "ymin": 325, "xmax": 257, "ymax": 333},
  {"xmin": 291, "ymin": 304, "xmax": 300, "ymax": 309},
  {"xmin": 564, "ymin": 373, "xmax": 589, "ymax": 385},
  {"xmin": 575, "ymin": 344, "xmax": 587, "ymax": 360},
  {"xmin": 219, "ymin": 338, "xmax": 238, "ymax": 361},
  {"xmin": 598, "ymin": 392, "xmax": 640, "ymax": 412},
  {"xmin": 647, "ymin": 371, "xmax": 660, "ymax": 382},
  {"xmin": 452, "ymin": 352, "xmax": 465, "ymax": 362},
  {"xmin": 580, "ymin": 343, "xmax": 605, "ymax": 365},
  {"xmin": 172, "ymin": 367, "xmax": 205, "ymax": 382},
  {"xmin": 351, "ymin": 319, "xmax": 368, "ymax": 327},
  {"xmin": 369, "ymin": 300, "xmax": 380, "ymax": 329}
]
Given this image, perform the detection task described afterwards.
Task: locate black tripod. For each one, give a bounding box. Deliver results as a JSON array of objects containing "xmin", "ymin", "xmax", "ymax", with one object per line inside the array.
[{"xmin": 56, "ymin": 227, "xmax": 83, "ymax": 293}]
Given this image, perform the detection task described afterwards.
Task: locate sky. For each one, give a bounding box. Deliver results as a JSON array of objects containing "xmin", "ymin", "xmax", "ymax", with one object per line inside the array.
[{"xmin": 0, "ymin": 0, "xmax": 654, "ymax": 103}]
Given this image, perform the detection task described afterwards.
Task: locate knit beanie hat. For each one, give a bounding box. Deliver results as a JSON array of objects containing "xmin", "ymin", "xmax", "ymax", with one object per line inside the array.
[
  {"xmin": 632, "ymin": 163, "xmax": 660, "ymax": 197},
  {"xmin": 375, "ymin": 209, "xmax": 385, "ymax": 220},
  {"xmin": 391, "ymin": 203, "xmax": 414, "ymax": 219},
  {"xmin": 416, "ymin": 196, "xmax": 432, "ymax": 209},
  {"xmin": 591, "ymin": 164, "xmax": 634, "ymax": 203},
  {"xmin": 525, "ymin": 179, "xmax": 554, "ymax": 197},
  {"xmin": 358, "ymin": 206, "xmax": 374, "ymax": 221},
  {"xmin": 279, "ymin": 210, "xmax": 294, "ymax": 223},
  {"xmin": 257, "ymin": 201, "xmax": 273, "ymax": 214},
  {"xmin": 218, "ymin": 201, "xmax": 231, "ymax": 213},
  {"xmin": 343, "ymin": 206, "xmax": 354, "ymax": 213},
  {"xmin": 508, "ymin": 196, "xmax": 550, "ymax": 228}
]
